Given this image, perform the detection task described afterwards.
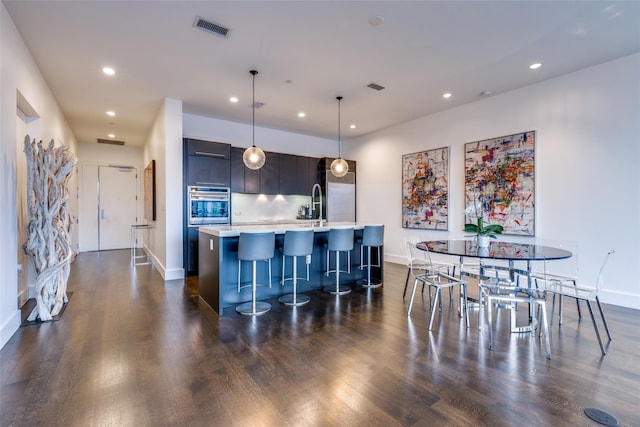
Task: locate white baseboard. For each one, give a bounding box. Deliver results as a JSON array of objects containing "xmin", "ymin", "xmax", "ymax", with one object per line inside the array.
[
  {"xmin": 0, "ymin": 309, "xmax": 21, "ymax": 350},
  {"xmin": 600, "ymin": 289, "xmax": 640, "ymax": 310},
  {"xmin": 144, "ymin": 244, "xmax": 184, "ymax": 281}
]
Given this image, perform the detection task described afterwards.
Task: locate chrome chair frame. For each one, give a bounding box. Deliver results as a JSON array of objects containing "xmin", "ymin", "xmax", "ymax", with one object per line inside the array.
[{"xmin": 535, "ymin": 250, "xmax": 614, "ymax": 356}]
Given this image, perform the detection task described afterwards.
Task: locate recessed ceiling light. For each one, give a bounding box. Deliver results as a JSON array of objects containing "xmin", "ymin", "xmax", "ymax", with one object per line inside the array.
[
  {"xmin": 481, "ymin": 90, "xmax": 493, "ymax": 97},
  {"xmin": 529, "ymin": 62, "xmax": 542, "ymax": 70},
  {"xmin": 229, "ymin": 96, "xmax": 238, "ymax": 103},
  {"xmin": 442, "ymin": 93, "xmax": 452, "ymax": 99},
  {"xmin": 369, "ymin": 15, "xmax": 385, "ymax": 25},
  {"xmin": 350, "ymin": 124, "xmax": 356, "ymax": 129},
  {"xmin": 102, "ymin": 67, "xmax": 115, "ymax": 76},
  {"xmin": 108, "ymin": 133, "xmax": 115, "ymax": 138},
  {"xmin": 298, "ymin": 112, "xmax": 306, "ymax": 118},
  {"xmin": 106, "ymin": 111, "xmax": 115, "ymax": 116}
]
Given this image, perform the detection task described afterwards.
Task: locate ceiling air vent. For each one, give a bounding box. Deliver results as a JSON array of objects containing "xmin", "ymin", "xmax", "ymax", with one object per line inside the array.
[
  {"xmin": 97, "ymin": 138, "xmax": 125, "ymax": 146},
  {"xmin": 366, "ymin": 82, "xmax": 385, "ymax": 91},
  {"xmin": 193, "ymin": 16, "xmax": 230, "ymax": 38}
]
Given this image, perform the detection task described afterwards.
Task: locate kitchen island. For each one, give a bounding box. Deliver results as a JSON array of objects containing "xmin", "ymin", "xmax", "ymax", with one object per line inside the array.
[{"xmin": 198, "ymin": 222, "xmax": 383, "ymax": 315}]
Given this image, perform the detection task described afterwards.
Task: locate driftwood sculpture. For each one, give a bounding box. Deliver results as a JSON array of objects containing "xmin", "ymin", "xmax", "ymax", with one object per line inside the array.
[{"xmin": 23, "ymin": 136, "xmax": 75, "ymax": 322}]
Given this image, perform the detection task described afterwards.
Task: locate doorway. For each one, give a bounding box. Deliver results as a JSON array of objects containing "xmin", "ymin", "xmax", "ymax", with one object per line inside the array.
[
  {"xmin": 16, "ymin": 109, "xmax": 29, "ymax": 307},
  {"xmin": 81, "ymin": 164, "xmax": 138, "ymax": 251}
]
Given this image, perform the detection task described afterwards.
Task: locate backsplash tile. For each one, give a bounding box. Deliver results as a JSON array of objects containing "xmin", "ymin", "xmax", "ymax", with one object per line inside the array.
[{"xmin": 231, "ymin": 193, "xmax": 311, "ymax": 223}]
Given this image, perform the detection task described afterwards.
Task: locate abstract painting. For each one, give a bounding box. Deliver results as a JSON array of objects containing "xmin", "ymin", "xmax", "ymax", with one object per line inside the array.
[
  {"xmin": 402, "ymin": 147, "xmax": 449, "ymax": 230},
  {"xmin": 464, "ymin": 131, "xmax": 535, "ymax": 236}
]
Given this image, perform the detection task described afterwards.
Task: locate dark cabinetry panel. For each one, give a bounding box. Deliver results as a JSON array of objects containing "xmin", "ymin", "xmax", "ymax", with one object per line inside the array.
[
  {"xmin": 260, "ymin": 152, "xmax": 280, "ymax": 194},
  {"xmin": 279, "ymin": 154, "xmax": 298, "ymax": 195},
  {"xmin": 230, "ymin": 147, "xmax": 245, "ymax": 193},
  {"xmin": 187, "ymin": 155, "xmax": 230, "ymax": 187},
  {"xmin": 307, "ymin": 157, "xmax": 321, "ymax": 189},
  {"xmin": 186, "ymin": 227, "xmax": 200, "ymax": 276},
  {"xmin": 185, "ymin": 138, "xmax": 230, "ymax": 159},
  {"xmin": 229, "ymin": 149, "xmax": 323, "ymax": 196}
]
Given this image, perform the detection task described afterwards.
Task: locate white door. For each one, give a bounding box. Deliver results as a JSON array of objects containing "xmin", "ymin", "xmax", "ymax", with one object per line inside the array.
[
  {"xmin": 81, "ymin": 164, "xmax": 100, "ymax": 251},
  {"xmin": 99, "ymin": 166, "xmax": 138, "ymax": 250}
]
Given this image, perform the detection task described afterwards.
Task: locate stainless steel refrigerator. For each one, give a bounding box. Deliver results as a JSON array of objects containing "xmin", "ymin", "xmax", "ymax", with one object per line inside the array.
[{"xmin": 325, "ymin": 170, "xmax": 356, "ymax": 222}]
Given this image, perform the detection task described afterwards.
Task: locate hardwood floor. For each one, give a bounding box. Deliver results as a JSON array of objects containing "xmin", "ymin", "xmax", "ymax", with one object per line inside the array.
[{"xmin": 1, "ymin": 249, "xmax": 639, "ymax": 426}]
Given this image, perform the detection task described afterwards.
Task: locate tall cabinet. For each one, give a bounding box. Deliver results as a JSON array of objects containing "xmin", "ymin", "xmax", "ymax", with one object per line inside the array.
[{"xmin": 183, "ymin": 138, "xmax": 231, "ymax": 277}]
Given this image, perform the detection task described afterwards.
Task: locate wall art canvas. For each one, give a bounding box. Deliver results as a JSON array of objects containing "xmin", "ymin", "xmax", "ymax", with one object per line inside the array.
[
  {"xmin": 464, "ymin": 131, "xmax": 535, "ymax": 236},
  {"xmin": 402, "ymin": 147, "xmax": 449, "ymax": 230}
]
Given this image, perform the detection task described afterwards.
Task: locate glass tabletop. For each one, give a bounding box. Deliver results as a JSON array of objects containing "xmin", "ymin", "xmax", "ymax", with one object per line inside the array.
[{"xmin": 418, "ymin": 240, "xmax": 572, "ymax": 261}]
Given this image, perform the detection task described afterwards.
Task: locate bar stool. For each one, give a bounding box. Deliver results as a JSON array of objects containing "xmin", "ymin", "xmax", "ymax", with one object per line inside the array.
[
  {"xmin": 357, "ymin": 225, "xmax": 384, "ymax": 288},
  {"xmin": 279, "ymin": 229, "xmax": 315, "ymax": 306},
  {"xmin": 236, "ymin": 232, "xmax": 275, "ymax": 316},
  {"xmin": 324, "ymin": 227, "xmax": 354, "ymax": 295}
]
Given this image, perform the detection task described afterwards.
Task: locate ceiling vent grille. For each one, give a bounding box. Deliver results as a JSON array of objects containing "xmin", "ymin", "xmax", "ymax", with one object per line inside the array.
[
  {"xmin": 194, "ymin": 16, "xmax": 230, "ymax": 38},
  {"xmin": 97, "ymin": 138, "xmax": 125, "ymax": 146},
  {"xmin": 366, "ymin": 82, "xmax": 385, "ymax": 91}
]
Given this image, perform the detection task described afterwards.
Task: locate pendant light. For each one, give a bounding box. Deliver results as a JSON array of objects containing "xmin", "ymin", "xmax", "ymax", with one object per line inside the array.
[
  {"xmin": 243, "ymin": 69, "xmax": 266, "ymax": 170},
  {"xmin": 330, "ymin": 96, "xmax": 349, "ymax": 177}
]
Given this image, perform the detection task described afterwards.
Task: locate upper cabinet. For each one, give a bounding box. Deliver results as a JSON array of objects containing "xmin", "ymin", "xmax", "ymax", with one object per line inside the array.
[
  {"xmin": 185, "ymin": 138, "xmax": 231, "ymax": 159},
  {"xmin": 184, "ymin": 138, "xmax": 231, "ymax": 187},
  {"xmin": 279, "ymin": 154, "xmax": 298, "ymax": 195},
  {"xmin": 229, "ymin": 148, "xmax": 321, "ymax": 196},
  {"xmin": 230, "ymin": 147, "xmax": 245, "ymax": 193}
]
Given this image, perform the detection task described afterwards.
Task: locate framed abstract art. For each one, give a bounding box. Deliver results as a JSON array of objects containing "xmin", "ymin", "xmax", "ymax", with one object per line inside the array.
[
  {"xmin": 402, "ymin": 147, "xmax": 449, "ymax": 230},
  {"xmin": 464, "ymin": 131, "xmax": 535, "ymax": 236}
]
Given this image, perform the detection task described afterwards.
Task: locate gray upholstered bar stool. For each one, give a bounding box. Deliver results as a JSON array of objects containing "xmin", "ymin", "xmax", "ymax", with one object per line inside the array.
[
  {"xmin": 279, "ymin": 229, "xmax": 314, "ymax": 306},
  {"xmin": 236, "ymin": 232, "xmax": 275, "ymax": 316},
  {"xmin": 357, "ymin": 225, "xmax": 384, "ymax": 288},
  {"xmin": 324, "ymin": 227, "xmax": 354, "ymax": 295}
]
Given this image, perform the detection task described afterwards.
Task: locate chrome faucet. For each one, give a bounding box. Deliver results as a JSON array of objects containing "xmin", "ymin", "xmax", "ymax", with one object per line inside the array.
[{"xmin": 311, "ymin": 183, "xmax": 323, "ymax": 226}]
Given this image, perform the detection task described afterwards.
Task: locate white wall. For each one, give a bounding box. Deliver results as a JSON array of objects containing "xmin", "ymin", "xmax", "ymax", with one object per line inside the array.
[
  {"xmin": 76, "ymin": 142, "xmax": 144, "ymax": 252},
  {"xmin": 1, "ymin": 4, "xmax": 79, "ymax": 348},
  {"xmin": 143, "ymin": 98, "xmax": 184, "ymax": 280},
  {"xmin": 347, "ymin": 53, "xmax": 640, "ymax": 309},
  {"xmin": 183, "ymin": 113, "xmax": 337, "ymax": 158}
]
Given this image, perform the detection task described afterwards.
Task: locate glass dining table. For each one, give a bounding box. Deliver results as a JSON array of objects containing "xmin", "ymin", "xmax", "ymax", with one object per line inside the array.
[
  {"xmin": 418, "ymin": 239, "xmax": 572, "ymax": 283},
  {"xmin": 417, "ymin": 239, "xmax": 573, "ymax": 332}
]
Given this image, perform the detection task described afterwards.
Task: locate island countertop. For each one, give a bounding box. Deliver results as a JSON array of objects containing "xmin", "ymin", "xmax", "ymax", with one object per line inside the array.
[{"xmin": 199, "ymin": 221, "xmax": 369, "ymax": 237}]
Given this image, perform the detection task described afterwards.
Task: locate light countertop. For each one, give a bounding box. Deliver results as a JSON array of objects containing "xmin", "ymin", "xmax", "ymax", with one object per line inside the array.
[{"xmin": 199, "ymin": 222, "xmax": 368, "ymax": 237}]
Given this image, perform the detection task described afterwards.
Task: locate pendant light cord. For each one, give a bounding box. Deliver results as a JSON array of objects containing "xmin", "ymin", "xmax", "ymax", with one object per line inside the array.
[
  {"xmin": 251, "ymin": 70, "xmax": 258, "ymax": 148},
  {"xmin": 337, "ymin": 96, "xmax": 342, "ymax": 158}
]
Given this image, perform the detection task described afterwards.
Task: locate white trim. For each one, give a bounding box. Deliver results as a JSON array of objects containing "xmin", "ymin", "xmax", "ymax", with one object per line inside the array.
[
  {"xmin": 0, "ymin": 309, "xmax": 21, "ymax": 350},
  {"xmin": 145, "ymin": 245, "xmax": 184, "ymax": 281}
]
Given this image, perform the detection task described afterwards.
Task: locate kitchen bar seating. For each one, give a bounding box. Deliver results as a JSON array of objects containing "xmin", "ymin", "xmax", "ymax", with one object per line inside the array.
[
  {"xmin": 279, "ymin": 229, "xmax": 314, "ymax": 306},
  {"xmin": 236, "ymin": 232, "xmax": 275, "ymax": 315},
  {"xmin": 324, "ymin": 227, "xmax": 354, "ymax": 295},
  {"xmin": 357, "ymin": 225, "xmax": 384, "ymax": 288}
]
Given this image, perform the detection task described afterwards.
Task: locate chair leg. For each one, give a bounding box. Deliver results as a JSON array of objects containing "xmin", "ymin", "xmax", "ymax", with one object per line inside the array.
[
  {"xmin": 428, "ymin": 287, "xmax": 440, "ymax": 331},
  {"xmin": 540, "ymin": 301, "xmax": 551, "ymax": 359},
  {"xmin": 407, "ymin": 278, "xmax": 419, "ymax": 316},
  {"xmin": 586, "ymin": 300, "xmax": 607, "ymax": 356},
  {"xmin": 478, "ymin": 286, "xmax": 484, "ymax": 330},
  {"xmin": 487, "ymin": 296, "xmax": 494, "ymax": 350},
  {"xmin": 595, "ymin": 296, "xmax": 612, "ymax": 342},
  {"xmin": 462, "ymin": 284, "xmax": 469, "ymax": 328},
  {"xmin": 550, "ymin": 293, "xmax": 557, "ymax": 326},
  {"xmin": 403, "ymin": 268, "xmax": 411, "ymax": 298}
]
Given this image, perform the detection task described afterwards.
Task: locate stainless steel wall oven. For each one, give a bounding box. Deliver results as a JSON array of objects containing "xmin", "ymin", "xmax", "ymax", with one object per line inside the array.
[{"xmin": 187, "ymin": 186, "xmax": 230, "ymax": 226}]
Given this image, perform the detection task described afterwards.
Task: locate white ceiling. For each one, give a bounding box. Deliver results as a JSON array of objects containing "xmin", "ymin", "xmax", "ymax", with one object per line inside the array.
[{"xmin": 4, "ymin": 1, "xmax": 640, "ymax": 147}]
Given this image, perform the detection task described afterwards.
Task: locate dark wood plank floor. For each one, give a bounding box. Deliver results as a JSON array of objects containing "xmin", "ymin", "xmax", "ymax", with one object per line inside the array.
[{"xmin": 1, "ymin": 249, "xmax": 639, "ymax": 426}]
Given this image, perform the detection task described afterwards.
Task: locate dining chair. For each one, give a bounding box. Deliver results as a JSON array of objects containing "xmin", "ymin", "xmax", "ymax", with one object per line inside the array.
[
  {"xmin": 535, "ymin": 249, "xmax": 614, "ymax": 356},
  {"xmin": 406, "ymin": 243, "xmax": 469, "ymax": 332},
  {"xmin": 402, "ymin": 231, "xmax": 452, "ymax": 298},
  {"xmin": 479, "ymin": 276, "xmax": 552, "ymax": 359}
]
